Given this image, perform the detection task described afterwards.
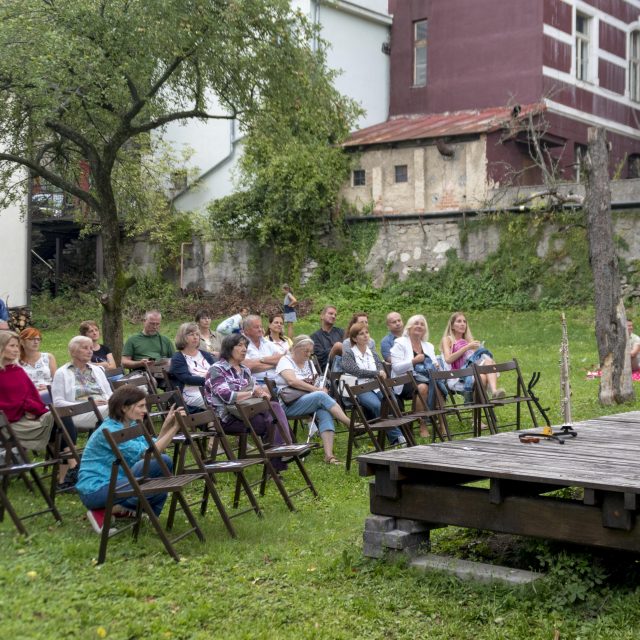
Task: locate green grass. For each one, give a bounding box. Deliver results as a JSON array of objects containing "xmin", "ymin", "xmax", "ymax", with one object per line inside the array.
[{"xmin": 3, "ymin": 306, "xmax": 640, "ymax": 639}]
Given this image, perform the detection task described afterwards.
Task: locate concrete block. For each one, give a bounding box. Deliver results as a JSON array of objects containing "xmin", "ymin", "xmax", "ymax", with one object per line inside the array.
[
  {"xmin": 364, "ymin": 515, "xmax": 396, "ymax": 532},
  {"xmin": 410, "ymin": 554, "xmax": 544, "ymax": 585},
  {"xmin": 395, "ymin": 518, "xmax": 432, "ymax": 533},
  {"xmin": 362, "ymin": 541, "xmax": 385, "ymax": 558},
  {"xmin": 362, "ymin": 530, "xmax": 383, "ymax": 546},
  {"xmin": 382, "ymin": 529, "xmax": 430, "ymax": 550}
]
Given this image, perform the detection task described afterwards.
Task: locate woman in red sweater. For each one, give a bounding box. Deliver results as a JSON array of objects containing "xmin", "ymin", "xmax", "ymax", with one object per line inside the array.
[{"xmin": 0, "ymin": 331, "xmax": 54, "ymax": 451}]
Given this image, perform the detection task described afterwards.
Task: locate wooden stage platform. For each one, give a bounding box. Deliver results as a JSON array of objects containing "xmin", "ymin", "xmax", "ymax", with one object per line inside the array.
[{"xmin": 358, "ymin": 411, "xmax": 640, "ymax": 552}]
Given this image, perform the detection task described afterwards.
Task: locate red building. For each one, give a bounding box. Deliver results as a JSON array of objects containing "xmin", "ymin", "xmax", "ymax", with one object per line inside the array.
[{"xmin": 343, "ymin": 0, "xmax": 640, "ymax": 214}]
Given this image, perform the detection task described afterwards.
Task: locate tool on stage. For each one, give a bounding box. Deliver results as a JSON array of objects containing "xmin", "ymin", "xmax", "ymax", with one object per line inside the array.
[{"xmin": 519, "ymin": 313, "xmax": 577, "ymax": 445}]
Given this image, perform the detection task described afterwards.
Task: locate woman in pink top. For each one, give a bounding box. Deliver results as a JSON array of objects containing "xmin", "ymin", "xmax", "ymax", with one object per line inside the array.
[{"xmin": 440, "ymin": 312, "xmax": 504, "ymax": 398}]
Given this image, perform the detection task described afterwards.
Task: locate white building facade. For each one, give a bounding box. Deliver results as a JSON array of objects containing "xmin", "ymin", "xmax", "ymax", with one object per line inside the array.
[{"xmin": 167, "ymin": 0, "xmax": 392, "ymax": 213}]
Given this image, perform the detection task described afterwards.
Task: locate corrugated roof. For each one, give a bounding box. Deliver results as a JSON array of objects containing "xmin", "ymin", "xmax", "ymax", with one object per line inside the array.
[{"xmin": 344, "ymin": 103, "xmax": 545, "ymax": 147}]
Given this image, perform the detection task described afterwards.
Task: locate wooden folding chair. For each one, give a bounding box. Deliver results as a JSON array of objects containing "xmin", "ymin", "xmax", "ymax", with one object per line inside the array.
[
  {"xmin": 110, "ymin": 372, "xmax": 153, "ymax": 393},
  {"xmin": 0, "ymin": 411, "xmax": 62, "ymax": 535},
  {"xmin": 378, "ymin": 371, "xmax": 449, "ymax": 442},
  {"xmin": 104, "ymin": 366, "xmax": 125, "ymax": 379},
  {"xmin": 428, "ymin": 367, "xmax": 496, "ymax": 438},
  {"xmin": 98, "ymin": 423, "xmax": 205, "ymax": 564},
  {"xmin": 343, "ymin": 378, "xmax": 415, "ymax": 471},
  {"xmin": 234, "ymin": 398, "xmax": 318, "ymax": 511},
  {"xmin": 473, "ymin": 359, "xmax": 539, "ymax": 432},
  {"xmin": 144, "ymin": 359, "xmax": 172, "ymax": 392},
  {"xmin": 170, "ymin": 409, "xmax": 263, "ymax": 536},
  {"xmin": 264, "ymin": 378, "xmax": 312, "ymax": 441}
]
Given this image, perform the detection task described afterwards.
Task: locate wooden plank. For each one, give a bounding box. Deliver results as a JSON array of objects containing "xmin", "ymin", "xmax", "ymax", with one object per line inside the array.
[{"xmin": 369, "ymin": 483, "xmax": 640, "ymax": 552}]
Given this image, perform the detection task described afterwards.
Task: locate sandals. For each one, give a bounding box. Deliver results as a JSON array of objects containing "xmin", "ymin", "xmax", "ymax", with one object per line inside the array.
[{"xmin": 324, "ymin": 456, "xmax": 342, "ymax": 465}]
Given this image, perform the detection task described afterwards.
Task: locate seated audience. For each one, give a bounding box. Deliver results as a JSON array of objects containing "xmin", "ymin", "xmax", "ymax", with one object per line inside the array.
[
  {"xmin": 440, "ymin": 312, "xmax": 504, "ymax": 399},
  {"xmin": 51, "ymin": 336, "xmax": 112, "ymax": 428},
  {"xmin": 204, "ymin": 334, "xmax": 292, "ymax": 469},
  {"xmin": 311, "ymin": 305, "xmax": 344, "ymax": 371},
  {"xmin": 265, "ymin": 313, "xmax": 292, "ymax": 355},
  {"xmin": 195, "ymin": 309, "xmax": 222, "ymax": 356},
  {"xmin": 216, "ymin": 307, "xmax": 250, "ymax": 336},
  {"xmin": 342, "ymin": 312, "xmax": 375, "ymax": 352},
  {"xmin": 276, "ymin": 335, "xmax": 350, "ymax": 465},
  {"xmin": 243, "ymin": 315, "xmax": 283, "ymax": 384},
  {"xmin": 390, "ymin": 314, "xmax": 437, "ymax": 438},
  {"xmin": 79, "ymin": 320, "xmax": 116, "ymax": 369},
  {"xmin": 342, "ymin": 323, "xmax": 405, "ymax": 446},
  {"xmin": 628, "ymin": 320, "xmax": 640, "ymax": 372},
  {"xmin": 169, "ymin": 322, "xmax": 216, "ymax": 411},
  {"xmin": 121, "ymin": 310, "xmax": 174, "ymax": 370},
  {"xmin": 76, "ymin": 386, "xmax": 182, "ymax": 535},
  {"xmin": 380, "ymin": 312, "xmax": 404, "ymax": 363},
  {"xmin": 19, "ymin": 327, "xmax": 57, "ymax": 402},
  {"xmin": 0, "ymin": 331, "xmax": 76, "ymax": 484}
]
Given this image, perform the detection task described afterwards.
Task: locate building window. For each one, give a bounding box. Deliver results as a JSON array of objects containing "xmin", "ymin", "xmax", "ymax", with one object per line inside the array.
[
  {"xmin": 629, "ymin": 154, "xmax": 640, "ymax": 179},
  {"xmin": 630, "ymin": 31, "xmax": 640, "ymax": 102},
  {"xmin": 575, "ymin": 13, "xmax": 590, "ymax": 81},
  {"xmin": 413, "ymin": 20, "xmax": 427, "ymax": 87},
  {"xmin": 352, "ymin": 169, "xmax": 366, "ymax": 186},
  {"xmin": 395, "ymin": 165, "xmax": 408, "ymax": 183}
]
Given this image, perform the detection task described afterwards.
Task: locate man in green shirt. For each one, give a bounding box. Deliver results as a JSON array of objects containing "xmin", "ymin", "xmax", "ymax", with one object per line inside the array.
[{"xmin": 121, "ymin": 310, "xmax": 174, "ymax": 369}]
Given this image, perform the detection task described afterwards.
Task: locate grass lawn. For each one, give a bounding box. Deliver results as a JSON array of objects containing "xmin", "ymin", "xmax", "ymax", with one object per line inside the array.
[{"xmin": 3, "ymin": 307, "xmax": 640, "ymax": 639}]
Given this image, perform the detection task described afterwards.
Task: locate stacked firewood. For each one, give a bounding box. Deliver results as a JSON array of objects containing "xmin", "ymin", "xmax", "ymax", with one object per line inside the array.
[{"xmin": 8, "ymin": 307, "xmax": 32, "ymax": 332}]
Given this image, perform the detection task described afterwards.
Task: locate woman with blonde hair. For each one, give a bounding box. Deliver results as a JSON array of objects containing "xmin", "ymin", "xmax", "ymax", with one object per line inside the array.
[
  {"xmin": 19, "ymin": 327, "xmax": 57, "ymax": 401},
  {"xmin": 390, "ymin": 314, "xmax": 437, "ymax": 437},
  {"xmin": 440, "ymin": 312, "xmax": 504, "ymax": 398}
]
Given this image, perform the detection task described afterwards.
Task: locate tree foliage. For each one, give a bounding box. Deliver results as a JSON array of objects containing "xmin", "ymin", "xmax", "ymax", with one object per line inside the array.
[
  {"xmin": 207, "ymin": 36, "xmax": 362, "ymax": 280},
  {"xmin": 0, "ymin": 0, "xmax": 353, "ymax": 354}
]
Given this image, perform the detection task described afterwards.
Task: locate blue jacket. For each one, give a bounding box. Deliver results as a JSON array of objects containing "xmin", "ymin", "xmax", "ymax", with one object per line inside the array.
[{"xmin": 169, "ymin": 350, "xmax": 216, "ymax": 389}]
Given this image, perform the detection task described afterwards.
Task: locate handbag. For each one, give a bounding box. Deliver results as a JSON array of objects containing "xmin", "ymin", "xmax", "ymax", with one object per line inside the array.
[
  {"xmin": 279, "ymin": 386, "xmax": 308, "ymax": 404},
  {"xmin": 226, "ymin": 397, "xmax": 265, "ymax": 419}
]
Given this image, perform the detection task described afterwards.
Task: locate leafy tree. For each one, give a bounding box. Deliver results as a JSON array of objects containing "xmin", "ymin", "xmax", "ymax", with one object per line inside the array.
[
  {"xmin": 208, "ymin": 40, "xmax": 362, "ymax": 281},
  {"xmin": 0, "ymin": 0, "xmax": 355, "ymax": 357}
]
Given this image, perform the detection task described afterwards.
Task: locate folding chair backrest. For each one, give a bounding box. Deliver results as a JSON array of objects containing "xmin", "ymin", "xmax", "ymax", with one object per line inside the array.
[
  {"xmin": 0, "ymin": 411, "xmax": 31, "ymax": 466},
  {"xmin": 234, "ymin": 397, "xmax": 272, "ymax": 421},
  {"xmin": 50, "ymin": 397, "xmax": 103, "ymax": 422},
  {"xmin": 104, "ymin": 367, "xmax": 125, "ymax": 379},
  {"xmin": 264, "ymin": 378, "xmax": 279, "ymax": 401},
  {"xmin": 110, "ymin": 374, "xmax": 152, "ymax": 393},
  {"xmin": 144, "ymin": 390, "xmax": 184, "ymax": 435}
]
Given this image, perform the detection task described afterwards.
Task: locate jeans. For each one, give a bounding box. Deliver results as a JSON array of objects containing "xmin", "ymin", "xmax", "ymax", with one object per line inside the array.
[
  {"xmin": 79, "ymin": 455, "xmax": 172, "ymax": 516},
  {"xmin": 283, "ymin": 391, "xmax": 337, "ymax": 433},
  {"xmin": 358, "ymin": 390, "xmax": 403, "ymax": 444}
]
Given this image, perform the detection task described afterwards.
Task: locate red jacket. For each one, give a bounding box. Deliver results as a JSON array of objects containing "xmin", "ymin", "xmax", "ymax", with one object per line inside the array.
[{"xmin": 0, "ymin": 364, "xmax": 48, "ymax": 422}]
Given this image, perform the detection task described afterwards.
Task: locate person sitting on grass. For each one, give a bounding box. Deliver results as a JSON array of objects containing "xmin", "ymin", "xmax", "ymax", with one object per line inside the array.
[
  {"xmin": 216, "ymin": 307, "xmax": 250, "ymax": 336},
  {"xmin": 169, "ymin": 322, "xmax": 216, "ymax": 412},
  {"xmin": 76, "ymin": 385, "xmax": 183, "ymax": 536},
  {"xmin": 440, "ymin": 312, "xmax": 504, "ymax": 399}
]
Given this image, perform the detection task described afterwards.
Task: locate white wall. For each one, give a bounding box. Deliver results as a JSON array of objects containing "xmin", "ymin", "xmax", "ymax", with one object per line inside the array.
[
  {"xmin": 168, "ymin": 0, "xmax": 391, "ymax": 213},
  {"xmin": 0, "ymin": 189, "xmax": 28, "ymax": 307}
]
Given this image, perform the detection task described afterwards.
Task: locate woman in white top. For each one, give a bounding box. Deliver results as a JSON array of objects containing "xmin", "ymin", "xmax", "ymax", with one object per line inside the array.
[
  {"xmin": 19, "ymin": 327, "xmax": 57, "ymax": 401},
  {"xmin": 169, "ymin": 322, "xmax": 216, "ymax": 410},
  {"xmin": 265, "ymin": 313, "xmax": 292, "ymax": 355},
  {"xmin": 341, "ymin": 323, "xmax": 405, "ymax": 446},
  {"xmin": 51, "ymin": 335, "xmax": 111, "ymax": 429},
  {"xmin": 390, "ymin": 314, "xmax": 437, "ymax": 438},
  {"xmin": 275, "ymin": 335, "xmax": 350, "ymax": 465}
]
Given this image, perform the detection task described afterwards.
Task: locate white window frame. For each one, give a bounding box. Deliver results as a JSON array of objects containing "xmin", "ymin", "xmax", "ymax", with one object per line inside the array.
[
  {"xmin": 630, "ymin": 30, "xmax": 640, "ymax": 102},
  {"xmin": 575, "ymin": 12, "xmax": 592, "ymax": 82},
  {"xmin": 413, "ymin": 20, "xmax": 427, "ymax": 87}
]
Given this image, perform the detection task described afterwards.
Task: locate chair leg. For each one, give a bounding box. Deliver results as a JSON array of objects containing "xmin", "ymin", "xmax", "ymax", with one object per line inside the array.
[
  {"xmin": 293, "ymin": 457, "xmax": 318, "ymax": 498},
  {"xmin": 0, "ymin": 484, "xmax": 28, "ymax": 535},
  {"xmin": 237, "ymin": 471, "xmax": 263, "ymax": 517},
  {"xmin": 264, "ymin": 458, "xmax": 296, "ymax": 511},
  {"xmin": 201, "ymin": 475, "xmax": 237, "ymax": 538}
]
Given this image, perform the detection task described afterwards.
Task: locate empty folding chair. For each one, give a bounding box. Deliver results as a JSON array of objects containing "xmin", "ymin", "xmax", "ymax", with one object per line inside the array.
[
  {"xmin": 0, "ymin": 411, "xmax": 62, "ymax": 535},
  {"xmin": 473, "ymin": 358, "xmax": 539, "ymax": 431},
  {"xmin": 343, "ymin": 378, "xmax": 415, "ymax": 471},
  {"xmin": 98, "ymin": 423, "xmax": 205, "ymax": 564},
  {"xmin": 428, "ymin": 367, "xmax": 496, "ymax": 438}
]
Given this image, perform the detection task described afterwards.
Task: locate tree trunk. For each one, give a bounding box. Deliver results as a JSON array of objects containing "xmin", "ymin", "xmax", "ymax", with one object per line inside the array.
[
  {"xmin": 584, "ymin": 127, "xmax": 634, "ymax": 405},
  {"xmin": 95, "ymin": 174, "xmax": 134, "ymax": 366}
]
